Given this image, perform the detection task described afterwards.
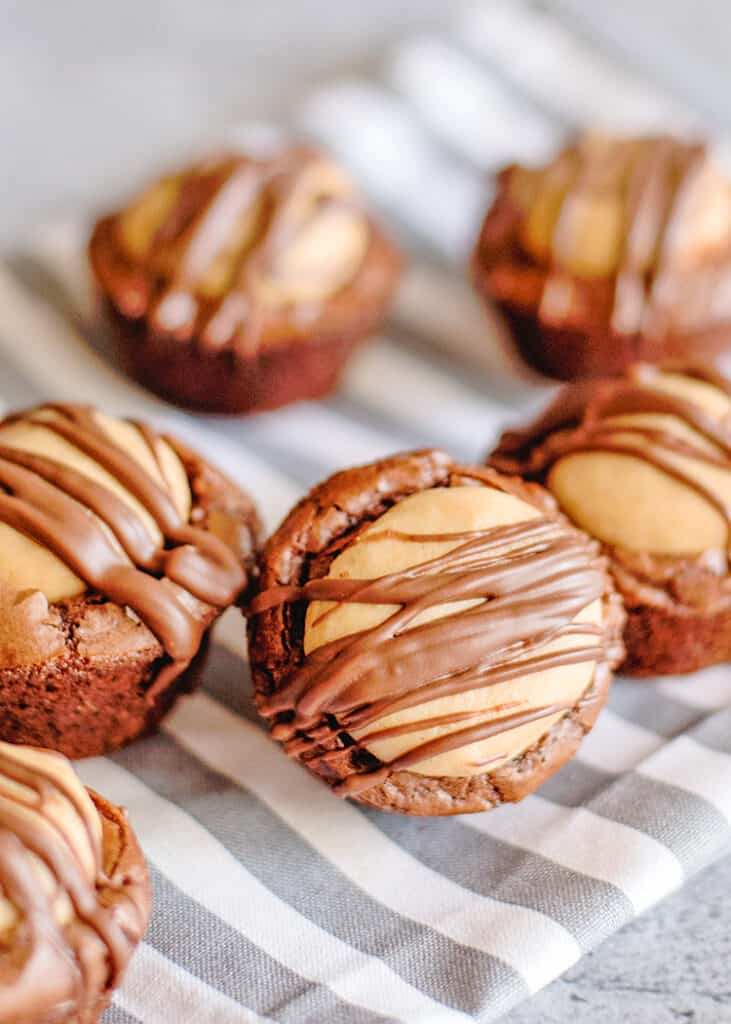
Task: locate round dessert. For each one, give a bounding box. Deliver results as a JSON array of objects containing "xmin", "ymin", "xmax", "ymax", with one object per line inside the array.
[
  {"xmin": 0, "ymin": 402, "xmax": 260, "ymax": 758},
  {"xmin": 0, "ymin": 740, "xmax": 150, "ymax": 1024},
  {"xmin": 247, "ymin": 450, "xmax": 624, "ymax": 815},
  {"xmin": 472, "ymin": 133, "xmax": 731, "ymax": 380},
  {"xmin": 89, "ymin": 145, "xmax": 402, "ymax": 414},
  {"xmin": 489, "ymin": 362, "xmax": 731, "ymax": 675}
]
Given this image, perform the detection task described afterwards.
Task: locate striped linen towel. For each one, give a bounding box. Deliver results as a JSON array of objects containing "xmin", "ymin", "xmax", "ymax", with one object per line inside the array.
[{"xmin": 3, "ymin": 3, "xmax": 731, "ymax": 1021}]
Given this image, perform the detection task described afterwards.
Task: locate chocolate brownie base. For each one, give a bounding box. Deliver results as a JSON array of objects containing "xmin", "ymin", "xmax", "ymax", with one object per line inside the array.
[
  {"xmin": 607, "ymin": 551, "xmax": 731, "ymax": 676},
  {"xmin": 91, "ymin": 218, "xmax": 402, "ymax": 416},
  {"xmin": 0, "ymin": 605, "xmax": 211, "ymax": 760},
  {"xmin": 0, "ymin": 442, "xmax": 260, "ymax": 759},
  {"xmin": 248, "ymin": 450, "xmax": 624, "ymax": 816},
  {"xmin": 621, "ymin": 602, "xmax": 731, "ymax": 676},
  {"xmin": 104, "ymin": 300, "xmax": 375, "ymax": 414},
  {"xmin": 489, "ymin": 300, "xmax": 731, "ymax": 382}
]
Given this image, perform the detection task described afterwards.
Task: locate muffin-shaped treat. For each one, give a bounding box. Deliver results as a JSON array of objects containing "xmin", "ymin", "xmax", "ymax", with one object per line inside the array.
[
  {"xmin": 0, "ymin": 740, "xmax": 150, "ymax": 1023},
  {"xmin": 472, "ymin": 133, "xmax": 731, "ymax": 380},
  {"xmin": 247, "ymin": 450, "xmax": 624, "ymax": 815},
  {"xmin": 0, "ymin": 402, "xmax": 259, "ymax": 757},
  {"xmin": 490, "ymin": 363, "xmax": 731, "ymax": 675},
  {"xmin": 89, "ymin": 145, "xmax": 402, "ymax": 413}
]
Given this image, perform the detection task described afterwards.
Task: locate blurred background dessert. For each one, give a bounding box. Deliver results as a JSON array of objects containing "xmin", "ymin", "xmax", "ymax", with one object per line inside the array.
[
  {"xmin": 89, "ymin": 145, "xmax": 401, "ymax": 413},
  {"xmin": 473, "ymin": 134, "xmax": 731, "ymax": 380}
]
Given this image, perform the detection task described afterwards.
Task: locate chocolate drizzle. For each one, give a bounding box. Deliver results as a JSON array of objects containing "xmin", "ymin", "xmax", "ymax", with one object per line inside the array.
[
  {"xmin": 550, "ymin": 138, "xmax": 708, "ymax": 330},
  {"xmin": 251, "ymin": 471, "xmax": 616, "ymax": 797},
  {"xmin": 0, "ymin": 405, "xmax": 245, "ymax": 695},
  {"xmin": 492, "ymin": 364, "xmax": 731, "ymax": 547},
  {"xmin": 0, "ymin": 745, "xmax": 147, "ymax": 1020},
  {"xmin": 93, "ymin": 147, "xmax": 371, "ymax": 358},
  {"xmin": 490, "ymin": 135, "xmax": 731, "ymax": 340}
]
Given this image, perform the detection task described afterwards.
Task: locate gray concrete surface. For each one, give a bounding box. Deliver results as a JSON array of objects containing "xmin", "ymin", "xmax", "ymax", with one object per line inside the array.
[
  {"xmin": 4, "ymin": 3, "xmax": 731, "ymax": 1021},
  {"xmin": 506, "ymin": 855, "xmax": 731, "ymax": 1023}
]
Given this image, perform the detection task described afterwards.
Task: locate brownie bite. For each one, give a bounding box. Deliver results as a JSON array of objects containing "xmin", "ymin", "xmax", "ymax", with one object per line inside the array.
[
  {"xmin": 247, "ymin": 450, "xmax": 624, "ymax": 815},
  {"xmin": 490, "ymin": 363, "xmax": 731, "ymax": 675},
  {"xmin": 0, "ymin": 402, "xmax": 260, "ymax": 757},
  {"xmin": 89, "ymin": 145, "xmax": 402, "ymax": 413},
  {"xmin": 0, "ymin": 740, "xmax": 150, "ymax": 1023},
  {"xmin": 472, "ymin": 133, "xmax": 731, "ymax": 380}
]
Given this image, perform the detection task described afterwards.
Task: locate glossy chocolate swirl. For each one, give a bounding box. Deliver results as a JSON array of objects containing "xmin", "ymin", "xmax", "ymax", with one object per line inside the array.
[
  {"xmin": 0, "ymin": 742, "xmax": 148, "ymax": 1022},
  {"xmin": 499, "ymin": 134, "xmax": 731, "ymax": 335},
  {"xmin": 91, "ymin": 146, "xmax": 373, "ymax": 356},
  {"xmin": 491, "ymin": 363, "xmax": 731, "ymax": 554},
  {"xmin": 251, "ymin": 469, "xmax": 617, "ymax": 797},
  {"xmin": 0, "ymin": 405, "xmax": 246, "ymax": 693}
]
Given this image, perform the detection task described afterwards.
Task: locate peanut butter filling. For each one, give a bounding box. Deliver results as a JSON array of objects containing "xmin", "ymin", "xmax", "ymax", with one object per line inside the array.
[
  {"xmin": 0, "ymin": 407, "xmax": 191, "ymax": 604},
  {"xmin": 511, "ymin": 134, "xmax": 731, "ymax": 279},
  {"xmin": 304, "ymin": 487, "xmax": 602, "ymax": 778},
  {"xmin": 111, "ymin": 148, "xmax": 371, "ymax": 351},
  {"xmin": 548, "ymin": 370, "xmax": 731, "ymax": 554},
  {"xmin": 252, "ymin": 473, "xmax": 615, "ymax": 793}
]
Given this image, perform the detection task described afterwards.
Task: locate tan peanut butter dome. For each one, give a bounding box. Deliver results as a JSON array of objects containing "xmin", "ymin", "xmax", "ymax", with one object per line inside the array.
[
  {"xmin": 0, "ymin": 741, "xmax": 102, "ymax": 935},
  {"xmin": 0, "ymin": 741, "xmax": 149, "ymax": 1022},
  {"xmin": 250, "ymin": 458, "xmax": 623, "ymax": 804},
  {"xmin": 303, "ymin": 486, "xmax": 603, "ymax": 780},
  {"xmin": 0, "ymin": 404, "xmax": 247, "ymax": 679},
  {"xmin": 483, "ymin": 133, "xmax": 731, "ymax": 341},
  {"xmin": 0, "ymin": 406, "xmax": 190, "ymax": 604},
  {"xmin": 92, "ymin": 146, "xmax": 375, "ymax": 353},
  {"xmin": 492, "ymin": 365, "xmax": 731, "ymax": 557},
  {"xmin": 511, "ymin": 134, "xmax": 731, "ymax": 279}
]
